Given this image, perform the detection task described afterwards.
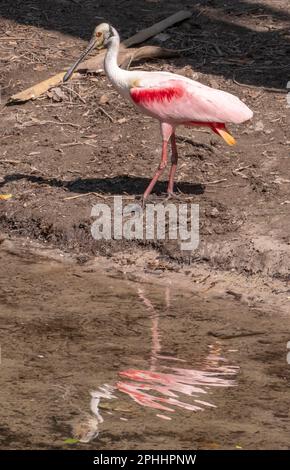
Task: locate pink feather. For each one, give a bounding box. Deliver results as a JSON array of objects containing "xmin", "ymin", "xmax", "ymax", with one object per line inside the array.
[{"xmin": 130, "ymin": 77, "xmax": 253, "ymax": 125}]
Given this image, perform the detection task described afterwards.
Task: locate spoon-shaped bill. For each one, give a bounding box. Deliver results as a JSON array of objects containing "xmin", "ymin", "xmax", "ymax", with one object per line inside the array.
[{"xmin": 63, "ymin": 39, "xmax": 96, "ymax": 82}]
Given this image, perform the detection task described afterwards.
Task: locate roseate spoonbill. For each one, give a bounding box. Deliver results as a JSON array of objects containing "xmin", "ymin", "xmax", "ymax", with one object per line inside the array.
[{"xmin": 64, "ymin": 24, "xmax": 253, "ymax": 201}]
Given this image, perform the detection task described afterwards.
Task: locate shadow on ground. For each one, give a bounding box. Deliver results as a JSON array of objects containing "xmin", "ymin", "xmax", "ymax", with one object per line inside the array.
[{"xmin": 0, "ymin": 173, "xmax": 205, "ymax": 196}]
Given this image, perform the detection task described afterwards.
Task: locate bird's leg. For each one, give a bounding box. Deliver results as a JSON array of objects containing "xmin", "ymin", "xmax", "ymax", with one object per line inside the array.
[
  {"xmin": 142, "ymin": 123, "xmax": 172, "ymax": 202},
  {"xmin": 167, "ymin": 132, "xmax": 178, "ymax": 195},
  {"xmin": 143, "ymin": 141, "xmax": 168, "ymax": 201}
]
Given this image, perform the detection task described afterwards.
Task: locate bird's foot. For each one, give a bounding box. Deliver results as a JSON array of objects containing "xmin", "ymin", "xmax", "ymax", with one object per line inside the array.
[
  {"xmin": 141, "ymin": 194, "xmax": 164, "ymax": 207},
  {"xmin": 140, "ymin": 192, "xmax": 185, "ymax": 207},
  {"xmin": 132, "ymin": 194, "xmax": 146, "ymax": 209},
  {"xmin": 164, "ymin": 191, "xmax": 184, "ymax": 202}
]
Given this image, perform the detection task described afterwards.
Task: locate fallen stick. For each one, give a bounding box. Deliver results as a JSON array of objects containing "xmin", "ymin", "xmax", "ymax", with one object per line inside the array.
[
  {"xmin": 201, "ymin": 178, "xmax": 227, "ymax": 185},
  {"xmin": 64, "ymin": 192, "xmax": 107, "ymax": 201},
  {"xmin": 123, "ymin": 10, "xmax": 192, "ymax": 47},
  {"xmin": 78, "ymin": 45, "xmax": 178, "ymax": 73},
  {"xmin": 8, "ymin": 10, "xmax": 191, "ymax": 104},
  {"xmin": 0, "ymin": 37, "xmax": 30, "ymax": 41}
]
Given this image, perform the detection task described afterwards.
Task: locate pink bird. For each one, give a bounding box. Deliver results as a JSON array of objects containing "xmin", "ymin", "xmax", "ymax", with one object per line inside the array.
[{"xmin": 64, "ymin": 24, "xmax": 253, "ymax": 201}]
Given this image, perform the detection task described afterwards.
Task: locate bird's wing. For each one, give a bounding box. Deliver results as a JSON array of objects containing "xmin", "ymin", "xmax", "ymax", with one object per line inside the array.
[{"xmin": 130, "ymin": 76, "xmax": 253, "ymax": 124}]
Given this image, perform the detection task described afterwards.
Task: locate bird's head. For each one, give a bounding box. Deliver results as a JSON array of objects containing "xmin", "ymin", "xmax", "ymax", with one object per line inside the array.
[
  {"xmin": 91, "ymin": 23, "xmax": 115, "ymax": 49},
  {"xmin": 63, "ymin": 23, "xmax": 115, "ymax": 82}
]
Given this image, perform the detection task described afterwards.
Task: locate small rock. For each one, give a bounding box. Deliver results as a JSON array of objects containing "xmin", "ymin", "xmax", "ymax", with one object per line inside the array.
[
  {"xmin": 255, "ymin": 121, "xmax": 264, "ymax": 132},
  {"xmin": 210, "ymin": 207, "xmax": 219, "ymax": 217},
  {"xmin": 99, "ymin": 94, "xmax": 109, "ymax": 105},
  {"xmin": 154, "ymin": 33, "xmax": 171, "ymax": 43}
]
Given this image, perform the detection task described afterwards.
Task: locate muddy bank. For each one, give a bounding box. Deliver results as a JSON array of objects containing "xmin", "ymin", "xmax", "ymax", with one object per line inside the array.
[{"xmin": 1, "ymin": 239, "xmax": 290, "ymax": 450}]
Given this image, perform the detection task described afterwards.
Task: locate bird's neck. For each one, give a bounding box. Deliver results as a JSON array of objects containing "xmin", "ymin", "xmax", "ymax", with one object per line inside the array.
[{"xmin": 104, "ymin": 29, "xmax": 130, "ymax": 90}]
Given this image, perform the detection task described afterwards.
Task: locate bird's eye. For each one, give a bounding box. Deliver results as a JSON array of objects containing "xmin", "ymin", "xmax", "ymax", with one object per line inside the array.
[{"xmin": 96, "ymin": 32, "xmax": 102, "ymax": 37}]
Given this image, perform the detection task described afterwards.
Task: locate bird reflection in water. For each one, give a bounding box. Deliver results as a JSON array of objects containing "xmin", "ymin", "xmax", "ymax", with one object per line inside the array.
[
  {"xmin": 74, "ymin": 287, "xmax": 238, "ymax": 441},
  {"xmin": 116, "ymin": 287, "xmax": 238, "ymax": 418}
]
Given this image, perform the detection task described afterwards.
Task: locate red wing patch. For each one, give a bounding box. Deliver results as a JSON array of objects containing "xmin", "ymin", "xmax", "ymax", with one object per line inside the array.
[
  {"xmin": 131, "ymin": 86, "xmax": 184, "ymax": 104},
  {"xmin": 186, "ymin": 121, "xmax": 227, "ymax": 133}
]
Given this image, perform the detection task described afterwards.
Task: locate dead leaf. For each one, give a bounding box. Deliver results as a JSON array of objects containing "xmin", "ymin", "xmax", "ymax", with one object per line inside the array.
[
  {"xmin": 64, "ymin": 438, "xmax": 79, "ymax": 444},
  {"xmin": 8, "ymin": 72, "xmax": 66, "ymax": 104},
  {"xmin": 47, "ymin": 86, "xmax": 66, "ymax": 102},
  {"xmin": 0, "ymin": 194, "xmax": 12, "ymax": 200},
  {"xmin": 99, "ymin": 94, "xmax": 109, "ymax": 105},
  {"xmin": 117, "ymin": 117, "xmax": 127, "ymax": 124}
]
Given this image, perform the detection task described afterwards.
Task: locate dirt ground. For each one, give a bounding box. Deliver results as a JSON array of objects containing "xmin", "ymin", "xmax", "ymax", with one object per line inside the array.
[
  {"xmin": 0, "ymin": 0, "xmax": 290, "ymax": 450},
  {"xmin": 1, "ymin": 238, "xmax": 290, "ymax": 450},
  {"xmin": 0, "ymin": 0, "xmax": 289, "ymax": 278}
]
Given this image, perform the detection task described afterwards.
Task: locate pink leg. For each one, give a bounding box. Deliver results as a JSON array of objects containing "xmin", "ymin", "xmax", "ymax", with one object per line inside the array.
[
  {"xmin": 167, "ymin": 133, "xmax": 178, "ymax": 195},
  {"xmin": 143, "ymin": 123, "xmax": 173, "ymax": 201}
]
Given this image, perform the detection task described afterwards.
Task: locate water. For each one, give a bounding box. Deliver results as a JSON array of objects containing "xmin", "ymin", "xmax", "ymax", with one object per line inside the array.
[
  {"xmin": 76, "ymin": 286, "xmax": 238, "ymax": 443},
  {"xmin": 0, "ymin": 240, "xmax": 290, "ymax": 449}
]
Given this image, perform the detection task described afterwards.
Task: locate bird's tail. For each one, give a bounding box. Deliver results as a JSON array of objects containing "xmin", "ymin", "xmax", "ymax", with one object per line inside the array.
[
  {"xmin": 212, "ymin": 124, "xmax": 236, "ymax": 146},
  {"xmin": 187, "ymin": 121, "xmax": 236, "ymax": 146}
]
